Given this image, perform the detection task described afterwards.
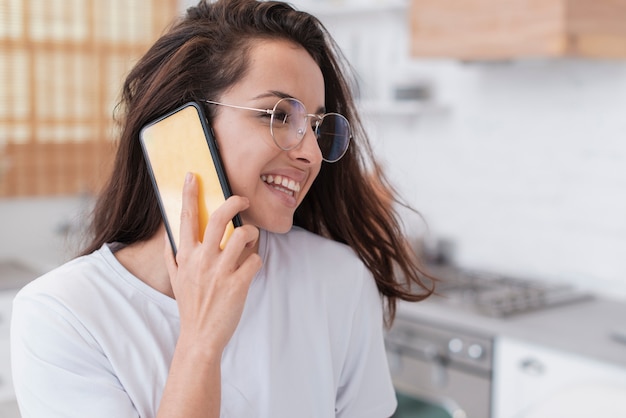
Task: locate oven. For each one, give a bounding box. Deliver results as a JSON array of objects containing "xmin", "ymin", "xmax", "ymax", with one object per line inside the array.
[
  {"xmin": 385, "ymin": 316, "xmax": 493, "ymax": 418},
  {"xmin": 385, "ymin": 263, "xmax": 592, "ymax": 418}
]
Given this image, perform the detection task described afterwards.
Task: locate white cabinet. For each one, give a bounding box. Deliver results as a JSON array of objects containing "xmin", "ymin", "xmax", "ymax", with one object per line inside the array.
[
  {"xmin": 0, "ymin": 290, "xmax": 18, "ymax": 403},
  {"xmin": 0, "ymin": 259, "xmax": 40, "ymax": 417},
  {"xmin": 493, "ymin": 337, "xmax": 626, "ymax": 418}
]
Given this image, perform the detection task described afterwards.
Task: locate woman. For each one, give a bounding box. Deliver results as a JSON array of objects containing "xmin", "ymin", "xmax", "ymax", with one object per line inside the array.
[{"xmin": 11, "ymin": 1, "xmax": 433, "ymax": 417}]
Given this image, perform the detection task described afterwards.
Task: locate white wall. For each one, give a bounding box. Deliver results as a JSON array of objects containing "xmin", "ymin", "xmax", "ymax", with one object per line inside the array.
[
  {"xmin": 379, "ymin": 59, "xmax": 626, "ymax": 298},
  {"xmin": 288, "ymin": 1, "xmax": 626, "ymax": 299}
]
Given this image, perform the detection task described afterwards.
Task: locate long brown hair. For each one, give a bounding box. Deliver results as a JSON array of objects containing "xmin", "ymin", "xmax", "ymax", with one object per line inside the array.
[{"xmin": 82, "ymin": 0, "xmax": 434, "ymax": 325}]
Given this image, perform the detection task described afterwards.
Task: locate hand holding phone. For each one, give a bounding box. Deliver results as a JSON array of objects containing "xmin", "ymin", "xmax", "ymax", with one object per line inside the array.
[{"xmin": 140, "ymin": 102, "xmax": 242, "ymax": 254}]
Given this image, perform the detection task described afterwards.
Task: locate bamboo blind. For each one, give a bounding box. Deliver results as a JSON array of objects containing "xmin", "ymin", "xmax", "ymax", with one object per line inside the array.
[{"xmin": 0, "ymin": 0, "xmax": 178, "ymax": 196}]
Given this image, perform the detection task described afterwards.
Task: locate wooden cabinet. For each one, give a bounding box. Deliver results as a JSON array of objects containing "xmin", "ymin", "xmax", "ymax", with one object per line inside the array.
[{"xmin": 409, "ymin": 0, "xmax": 626, "ymax": 59}]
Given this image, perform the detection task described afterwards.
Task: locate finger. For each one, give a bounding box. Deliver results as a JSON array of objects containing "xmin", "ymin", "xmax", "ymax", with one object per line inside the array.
[
  {"xmin": 229, "ymin": 224, "xmax": 260, "ymax": 251},
  {"xmin": 225, "ymin": 254, "xmax": 263, "ymax": 297},
  {"xmin": 235, "ymin": 252, "xmax": 263, "ymax": 284},
  {"xmin": 215, "ymin": 224, "xmax": 260, "ymax": 267},
  {"xmin": 202, "ymin": 195, "xmax": 250, "ymax": 248},
  {"xmin": 178, "ymin": 172, "xmax": 200, "ymax": 252}
]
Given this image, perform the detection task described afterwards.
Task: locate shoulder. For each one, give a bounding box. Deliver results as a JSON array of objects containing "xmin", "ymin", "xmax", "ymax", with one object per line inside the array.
[
  {"xmin": 10, "ymin": 249, "xmax": 119, "ymax": 370},
  {"xmin": 14, "ymin": 244, "xmax": 176, "ymax": 326},
  {"xmin": 10, "ymin": 246, "xmax": 166, "ymax": 418},
  {"xmin": 12, "ymin": 248, "xmax": 118, "ymax": 344},
  {"xmin": 17, "ymin": 249, "xmax": 110, "ymax": 302},
  {"xmin": 15, "ymin": 245, "xmax": 124, "ymax": 304}
]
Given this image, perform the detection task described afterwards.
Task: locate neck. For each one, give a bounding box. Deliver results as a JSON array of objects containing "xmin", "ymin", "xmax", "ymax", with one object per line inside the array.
[
  {"xmin": 113, "ymin": 225, "xmax": 261, "ymax": 298},
  {"xmin": 113, "ymin": 225, "xmax": 174, "ymax": 297}
]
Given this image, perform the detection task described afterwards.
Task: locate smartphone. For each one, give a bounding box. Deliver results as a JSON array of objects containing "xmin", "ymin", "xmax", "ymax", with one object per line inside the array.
[{"xmin": 140, "ymin": 101, "xmax": 241, "ymax": 255}]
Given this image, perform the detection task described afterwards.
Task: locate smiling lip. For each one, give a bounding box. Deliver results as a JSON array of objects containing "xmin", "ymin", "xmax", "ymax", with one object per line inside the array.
[{"xmin": 260, "ymin": 174, "xmax": 302, "ymax": 198}]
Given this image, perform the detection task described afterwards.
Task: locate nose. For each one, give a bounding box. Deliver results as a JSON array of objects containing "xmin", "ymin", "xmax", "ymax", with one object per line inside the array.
[{"xmin": 286, "ymin": 121, "xmax": 323, "ymax": 165}]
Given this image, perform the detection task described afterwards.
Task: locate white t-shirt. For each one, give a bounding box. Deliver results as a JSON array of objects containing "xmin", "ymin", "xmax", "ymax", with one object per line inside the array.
[{"xmin": 11, "ymin": 226, "xmax": 397, "ymax": 418}]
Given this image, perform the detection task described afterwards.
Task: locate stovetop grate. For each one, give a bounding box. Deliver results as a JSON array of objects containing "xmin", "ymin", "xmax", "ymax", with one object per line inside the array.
[{"xmin": 428, "ymin": 265, "xmax": 593, "ymax": 317}]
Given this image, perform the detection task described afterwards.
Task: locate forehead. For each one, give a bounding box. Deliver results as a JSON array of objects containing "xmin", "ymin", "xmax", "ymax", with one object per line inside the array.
[{"xmin": 225, "ymin": 38, "xmax": 325, "ymax": 108}]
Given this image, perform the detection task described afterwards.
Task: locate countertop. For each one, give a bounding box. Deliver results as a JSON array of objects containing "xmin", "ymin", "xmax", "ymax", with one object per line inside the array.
[{"xmin": 397, "ymin": 293, "xmax": 626, "ymax": 369}]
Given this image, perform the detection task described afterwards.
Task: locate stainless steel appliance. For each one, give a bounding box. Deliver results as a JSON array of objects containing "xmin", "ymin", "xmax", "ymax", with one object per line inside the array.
[
  {"xmin": 385, "ymin": 264, "xmax": 593, "ymax": 418},
  {"xmin": 427, "ymin": 265, "xmax": 592, "ymax": 318},
  {"xmin": 386, "ymin": 316, "xmax": 493, "ymax": 418}
]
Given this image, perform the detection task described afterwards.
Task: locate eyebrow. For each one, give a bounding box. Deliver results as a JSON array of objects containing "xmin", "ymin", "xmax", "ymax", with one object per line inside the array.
[{"xmin": 252, "ymin": 90, "xmax": 326, "ymax": 114}]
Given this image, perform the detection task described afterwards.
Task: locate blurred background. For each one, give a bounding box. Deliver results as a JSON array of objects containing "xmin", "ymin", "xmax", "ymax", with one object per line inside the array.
[
  {"xmin": 0, "ymin": 0, "xmax": 178, "ymax": 268},
  {"xmin": 1, "ymin": 0, "xmax": 626, "ymax": 417}
]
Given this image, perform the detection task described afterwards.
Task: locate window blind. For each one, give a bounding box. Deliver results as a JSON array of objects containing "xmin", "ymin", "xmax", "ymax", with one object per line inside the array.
[{"xmin": 0, "ymin": 0, "xmax": 178, "ymax": 196}]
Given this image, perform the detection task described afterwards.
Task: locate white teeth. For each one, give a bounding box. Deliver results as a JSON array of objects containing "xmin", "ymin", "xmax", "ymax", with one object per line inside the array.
[{"xmin": 261, "ymin": 174, "xmax": 301, "ymax": 194}]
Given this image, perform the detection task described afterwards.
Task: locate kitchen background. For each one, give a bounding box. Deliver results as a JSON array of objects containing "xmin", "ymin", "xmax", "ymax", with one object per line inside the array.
[
  {"xmin": 1, "ymin": 0, "xmax": 626, "ymax": 417},
  {"xmin": 3, "ymin": 0, "xmax": 625, "ymax": 297},
  {"xmin": 286, "ymin": 0, "xmax": 626, "ymax": 300}
]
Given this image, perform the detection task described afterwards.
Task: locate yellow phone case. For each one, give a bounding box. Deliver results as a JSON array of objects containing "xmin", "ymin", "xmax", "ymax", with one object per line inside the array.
[{"xmin": 140, "ymin": 102, "xmax": 240, "ymax": 253}]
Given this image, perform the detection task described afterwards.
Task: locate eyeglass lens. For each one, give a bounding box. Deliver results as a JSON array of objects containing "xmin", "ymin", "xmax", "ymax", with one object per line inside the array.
[{"xmin": 270, "ymin": 98, "xmax": 350, "ymax": 162}]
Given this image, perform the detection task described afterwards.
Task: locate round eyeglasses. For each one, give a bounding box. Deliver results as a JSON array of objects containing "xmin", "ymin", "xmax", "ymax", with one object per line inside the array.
[{"xmin": 203, "ymin": 97, "xmax": 351, "ymax": 163}]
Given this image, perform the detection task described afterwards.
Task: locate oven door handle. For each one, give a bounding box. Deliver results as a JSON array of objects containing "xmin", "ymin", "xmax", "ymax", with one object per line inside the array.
[
  {"xmin": 386, "ymin": 338, "xmax": 447, "ymax": 363},
  {"xmin": 386, "ymin": 339, "xmax": 450, "ymax": 387}
]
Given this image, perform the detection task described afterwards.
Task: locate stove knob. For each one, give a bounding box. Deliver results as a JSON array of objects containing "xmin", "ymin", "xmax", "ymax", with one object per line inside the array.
[
  {"xmin": 448, "ymin": 338, "xmax": 463, "ymax": 353},
  {"xmin": 467, "ymin": 343, "xmax": 484, "ymax": 360}
]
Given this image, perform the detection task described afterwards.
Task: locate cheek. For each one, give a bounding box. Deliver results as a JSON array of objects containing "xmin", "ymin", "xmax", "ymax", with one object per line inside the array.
[
  {"xmin": 213, "ymin": 121, "xmax": 244, "ymax": 172},
  {"xmin": 218, "ymin": 147, "xmax": 248, "ymax": 195},
  {"xmin": 216, "ymin": 137, "xmax": 267, "ymax": 197},
  {"xmin": 214, "ymin": 117, "xmax": 274, "ymax": 167}
]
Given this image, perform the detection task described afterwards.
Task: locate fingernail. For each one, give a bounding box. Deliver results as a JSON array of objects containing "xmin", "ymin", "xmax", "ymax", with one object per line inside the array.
[{"xmin": 185, "ymin": 172, "xmax": 193, "ymax": 184}]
